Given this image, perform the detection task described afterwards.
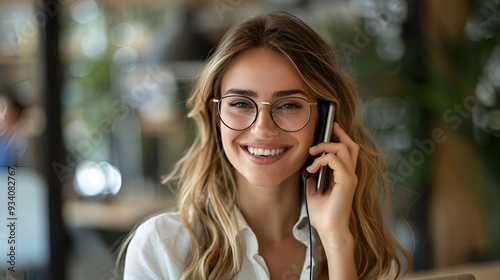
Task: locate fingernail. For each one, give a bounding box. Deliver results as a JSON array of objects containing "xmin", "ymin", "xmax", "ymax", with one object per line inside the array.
[
  {"xmin": 309, "ymin": 146, "xmax": 316, "ymax": 150},
  {"xmin": 306, "ymin": 165, "xmax": 311, "ymax": 172}
]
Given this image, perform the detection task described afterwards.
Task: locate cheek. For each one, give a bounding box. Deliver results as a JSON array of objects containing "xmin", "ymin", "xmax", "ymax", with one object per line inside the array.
[
  {"xmin": 293, "ymin": 125, "xmax": 316, "ymax": 164},
  {"xmin": 301, "ymin": 119, "xmax": 317, "ymax": 147},
  {"xmin": 220, "ymin": 126, "xmax": 241, "ymax": 154}
]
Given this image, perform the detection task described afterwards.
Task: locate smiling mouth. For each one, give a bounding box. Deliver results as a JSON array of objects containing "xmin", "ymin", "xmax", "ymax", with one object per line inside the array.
[{"xmin": 246, "ymin": 146, "xmax": 287, "ymax": 157}]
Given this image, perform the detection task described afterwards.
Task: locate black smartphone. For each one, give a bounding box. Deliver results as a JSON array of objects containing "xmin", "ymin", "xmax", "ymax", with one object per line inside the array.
[{"xmin": 306, "ymin": 100, "xmax": 336, "ymax": 193}]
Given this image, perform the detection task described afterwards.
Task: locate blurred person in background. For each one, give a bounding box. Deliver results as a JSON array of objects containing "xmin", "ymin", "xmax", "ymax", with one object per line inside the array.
[{"xmin": 0, "ymin": 87, "xmax": 26, "ymax": 166}]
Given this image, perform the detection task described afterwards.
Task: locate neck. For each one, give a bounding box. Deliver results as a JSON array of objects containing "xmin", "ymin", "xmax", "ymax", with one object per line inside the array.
[{"xmin": 237, "ymin": 171, "xmax": 302, "ymax": 242}]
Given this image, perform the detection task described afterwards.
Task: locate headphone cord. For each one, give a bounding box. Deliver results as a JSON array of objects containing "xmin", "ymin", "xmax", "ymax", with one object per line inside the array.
[{"xmin": 304, "ymin": 170, "xmax": 313, "ymax": 280}]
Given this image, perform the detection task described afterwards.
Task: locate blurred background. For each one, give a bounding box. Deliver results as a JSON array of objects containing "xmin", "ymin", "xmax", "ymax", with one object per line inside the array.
[{"xmin": 0, "ymin": 0, "xmax": 498, "ymax": 279}]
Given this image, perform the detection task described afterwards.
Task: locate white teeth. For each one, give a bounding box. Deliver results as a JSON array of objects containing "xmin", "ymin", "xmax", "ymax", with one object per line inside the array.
[{"xmin": 246, "ymin": 146, "xmax": 286, "ymax": 156}]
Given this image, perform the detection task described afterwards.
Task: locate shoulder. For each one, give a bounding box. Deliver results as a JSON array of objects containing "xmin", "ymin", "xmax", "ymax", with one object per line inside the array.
[
  {"xmin": 135, "ymin": 211, "xmax": 186, "ymax": 239},
  {"xmin": 131, "ymin": 211, "xmax": 193, "ymax": 255},
  {"xmin": 124, "ymin": 212, "xmax": 193, "ymax": 280}
]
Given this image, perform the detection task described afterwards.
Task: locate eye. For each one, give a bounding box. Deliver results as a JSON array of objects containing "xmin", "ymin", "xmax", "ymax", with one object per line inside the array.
[
  {"xmin": 229, "ymin": 100, "xmax": 254, "ymax": 108},
  {"xmin": 274, "ymin": 100, "xmax": 302, "ymax": 110},
  {"xmin": 282, "ymin": 102, "xmax": 300, "ymax": 109},
  {"xmin": 223, "ymin": 96, "xmax": 256, "ymax": 111}
]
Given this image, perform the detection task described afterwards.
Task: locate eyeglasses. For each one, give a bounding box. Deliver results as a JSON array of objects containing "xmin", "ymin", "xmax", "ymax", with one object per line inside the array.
[{"xmin": 213, "ymin": 95, "xmax": 317, "ymax": 132}]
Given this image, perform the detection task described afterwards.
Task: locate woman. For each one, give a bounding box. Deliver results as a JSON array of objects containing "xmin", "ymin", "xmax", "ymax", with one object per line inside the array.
[{"xmin": 122, "ymin": 12, "xmax": 410, "ymax": 279}]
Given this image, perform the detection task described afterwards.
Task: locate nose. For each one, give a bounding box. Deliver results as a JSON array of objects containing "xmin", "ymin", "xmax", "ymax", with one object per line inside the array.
[{"xmin": 251, "ymin": 104, "xmax": 279, "ymax": 137}]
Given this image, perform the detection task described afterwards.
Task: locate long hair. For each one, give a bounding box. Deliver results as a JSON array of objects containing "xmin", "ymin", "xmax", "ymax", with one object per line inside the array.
[{"xmin": 151, "ymin": 12, "xmax": 409, "ymax": 279}]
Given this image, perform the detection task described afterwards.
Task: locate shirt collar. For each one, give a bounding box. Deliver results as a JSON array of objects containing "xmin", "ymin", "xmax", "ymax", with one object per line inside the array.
[{"xmin": 233, "ymin": 201, "xmax": 321, "ymax": 275}]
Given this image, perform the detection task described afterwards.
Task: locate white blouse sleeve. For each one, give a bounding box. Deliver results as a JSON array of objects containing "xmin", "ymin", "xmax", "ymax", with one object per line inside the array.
[
  {"xmin": 123, "ymin": 213, "xmax": 190, "ymax": 280},
  {"xmin": 123, "ymin": 218, "xmax": 165, "ymax": 280}
]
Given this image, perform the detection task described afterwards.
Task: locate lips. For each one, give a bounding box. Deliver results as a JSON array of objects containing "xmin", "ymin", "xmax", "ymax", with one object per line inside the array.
[
  {"xmin": 246, "ymin": 146, "xmax": 287, "ymax": 157},
  {"xmin": 241, "ymin": 143, "xmax": 290, "ymax": 165}
]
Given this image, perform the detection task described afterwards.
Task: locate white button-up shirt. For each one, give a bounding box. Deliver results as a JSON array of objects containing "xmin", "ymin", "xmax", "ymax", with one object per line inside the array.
[
  {"xmin": 124, "ymin": 203, "xmax": 396, "ymax": 279},
  {"xmin": 124, "ymin": 203, "xmax": 322, "ymax": 279}
]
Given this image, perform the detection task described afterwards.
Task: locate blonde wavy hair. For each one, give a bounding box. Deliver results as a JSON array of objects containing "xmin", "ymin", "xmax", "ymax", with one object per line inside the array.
[{"xmin": 119, "ymin": 11, "xmax": 410, "ymax": 280}]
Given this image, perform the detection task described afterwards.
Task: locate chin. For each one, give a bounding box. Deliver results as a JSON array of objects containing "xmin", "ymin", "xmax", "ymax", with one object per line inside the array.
[
  {"xmin": 248, "ymin": 178, "xmax": 283, "ymax": 188},
  {"xmin": 240, "ymin": 168, "xmax": 301, "ymax": 188}
]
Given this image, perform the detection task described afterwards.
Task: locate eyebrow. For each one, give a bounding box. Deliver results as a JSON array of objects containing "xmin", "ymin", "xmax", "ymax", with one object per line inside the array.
[
  {"xmin": 224, "ymin": 88, "xmax": 257, "ymax": 97},
  {"xmin": 223, "ymin": 88, "xmax": 307, "ymax": 98}
]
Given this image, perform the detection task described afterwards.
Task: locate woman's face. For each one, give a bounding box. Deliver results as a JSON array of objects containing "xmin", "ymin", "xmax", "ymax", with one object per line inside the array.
[{"xmin": 219, "ymin": 48, "xmax": 317, "ymax": 187}]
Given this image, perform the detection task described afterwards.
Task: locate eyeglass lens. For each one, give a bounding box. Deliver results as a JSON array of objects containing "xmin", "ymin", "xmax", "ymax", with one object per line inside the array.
[{"xmin": 217, "ymin": 96, "xmax": 312, "ymax": 132}]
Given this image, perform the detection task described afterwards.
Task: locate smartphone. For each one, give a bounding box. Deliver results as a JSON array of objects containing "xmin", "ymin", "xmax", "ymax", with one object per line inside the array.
[{"xmin": 306, "ymin": 100, "xmax": 336, "ymax": 193}]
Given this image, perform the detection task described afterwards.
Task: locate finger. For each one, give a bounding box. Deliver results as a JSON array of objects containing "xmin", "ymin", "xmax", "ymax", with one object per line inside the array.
[
  {"xmin": 306, "ymin": 153, "xmax": 358, "ymax": 193},
  {"xmin": 332, "ymin": 123, "xmax": 359, "ymax": 169},
  {"xmin": 306, "ymin": 153, "xmax": 349, "ymax": 176},
  {"xmin": 309, "ymin": 142, "xmax": 355, "ymax": 172}
]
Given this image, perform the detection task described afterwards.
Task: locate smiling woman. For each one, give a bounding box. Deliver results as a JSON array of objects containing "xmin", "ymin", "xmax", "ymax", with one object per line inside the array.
[{"xmin": 119, "ymin": 11, "xmax": 410, "ymax": 280}]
